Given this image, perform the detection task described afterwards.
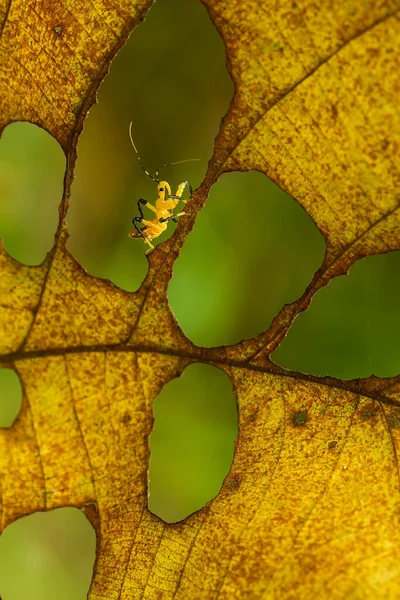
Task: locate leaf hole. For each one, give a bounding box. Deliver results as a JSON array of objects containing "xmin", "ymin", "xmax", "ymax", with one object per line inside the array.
[
  {"xmin": 0, "ymin": 507, "xmax": 96, "ymax": 600},
  {"xmin": 0, "ymin": 122, "xmax": 65, "ymax": 266},
  {"xmin": 273, "ymin": 252, "xmax": 400, "ymax": 379},
  {"xmin": 0, "ymin": 368, "xmax": 22, "ymax": 428},
  {"xmin": 67, "ymin": 0, "xmax": 234, "ymax": 291},
  {"xmin": 168, "ymin": 170, "xmax": 325, "ymax": 346},
  {"xmin": 148, "ymin": 363, "xmax": 238, "ymax": 523}
]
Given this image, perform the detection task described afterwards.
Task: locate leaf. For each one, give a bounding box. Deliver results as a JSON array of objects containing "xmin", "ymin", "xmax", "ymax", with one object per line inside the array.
[{"xmin": 1, "ymin": 0, "xmax": 400, "ymax": 598}]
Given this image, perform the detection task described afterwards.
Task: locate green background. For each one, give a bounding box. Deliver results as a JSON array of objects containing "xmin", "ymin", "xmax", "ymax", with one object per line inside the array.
[{"xmin": 0, "ymin": 0, "xmax": 399, "ymax": 597}]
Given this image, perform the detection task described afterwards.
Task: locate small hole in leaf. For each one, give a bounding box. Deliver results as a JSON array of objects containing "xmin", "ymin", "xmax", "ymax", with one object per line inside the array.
[
  {"xmin": 273, "ymin": 252, "xmax": 400, "ymax": 379},
  {"xmin": 0, "ymin": 368, "xmax": 22, "ymax": 428},
  {"xmin": 0, "ymin": 122, "xmax": 65, "ymax": 265},
  {"xmin": 67, "ymin": 0, "xmax": 233, "ymax": 291},
  {"xmin": 148, "ymin": 363, "xmax": 238, "ymax": 523},
  {"xmin": 168, "ymin": 171, "xmax": 325, "ymax": 347},
  {"xmin": 0, "ymin": 507, "xmax": 96, "ymax": 600}
]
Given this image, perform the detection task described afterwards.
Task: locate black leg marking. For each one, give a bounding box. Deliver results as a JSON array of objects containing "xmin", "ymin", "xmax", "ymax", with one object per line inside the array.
[
  {"xmin": 137, "ymin": 198, "xmax": 147, "ymax": 220},
  {"xmin": 133, "ymin": 219, "xmax": 147, "ymax": 240},
  {"xmin": 160, "ymin": 214, "xmax": 183, "ymax": 224}
]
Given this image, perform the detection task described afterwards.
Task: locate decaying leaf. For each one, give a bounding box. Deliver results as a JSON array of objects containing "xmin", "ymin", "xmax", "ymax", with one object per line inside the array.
[{"xmin": 1, "ymin": 0, "xmax": 400, "ymax": 597}]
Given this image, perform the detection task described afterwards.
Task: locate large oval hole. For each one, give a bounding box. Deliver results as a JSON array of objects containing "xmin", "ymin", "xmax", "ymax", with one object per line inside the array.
[
  {"xmin": 0, "ymin": 507, "xmax": 96, "ymax": 600},
  {"xmin": 67, "ymin": 0, "xmax": 234, "ymax": 291},
  {"xmin": 0, "ymin": 122, "xmax": 65, "ymax": 265},
  {"xmin": 168, "ymin": 171, "xmax": 325, "ymax": 347},
  {"xmin": 148, "ymin": 363, "xmax": 238, "ymax": 523},
  {"xmin": 273, "ymin": 252, "xmax": 400, "ymax": 379},
  {"xmin": 0, "ymin": 368, "xmax": 22, "ymax": 428}
]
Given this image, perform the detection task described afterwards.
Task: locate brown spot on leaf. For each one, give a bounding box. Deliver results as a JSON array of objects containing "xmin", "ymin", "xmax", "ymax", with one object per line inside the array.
[
  {"xmin": 81, "ymin": 501, "xmax": 99, "ymax": 531},
  {"xmin": 387, "ymin": 412, "xmax": 400, "ymax": 429},
  {"xmin": 360, "ymin": 405, "xmax": 379, "ymax": 421},
  {"xmin": 290, "ymin": 410, "xmax": 307, "ymax": 427},
  {"xmin": 225, "ymin": 475, "xmax": 240, "ymax": 492}
]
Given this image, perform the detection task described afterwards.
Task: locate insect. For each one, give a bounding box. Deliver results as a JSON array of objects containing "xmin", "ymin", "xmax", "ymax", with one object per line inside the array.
[{"xmin": 128, "ymin": 122, "xmax": 199, "ymax": 253}]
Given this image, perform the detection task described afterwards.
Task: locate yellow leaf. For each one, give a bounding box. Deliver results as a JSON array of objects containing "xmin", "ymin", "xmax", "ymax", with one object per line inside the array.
[{"xmin": 1, "ymin": 0, "xmax": 400, "ymax": 598}]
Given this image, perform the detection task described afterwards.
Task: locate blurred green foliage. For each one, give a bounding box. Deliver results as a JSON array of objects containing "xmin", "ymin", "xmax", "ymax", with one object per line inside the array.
[
  {"xmin": 168, "ymin": 170, "xmax": 324, "ymax": 346},
  {"xmin": 0, "ymin": 122, "xmax": 65, "ymax": 266},
  {"xmin": 0, "ymin": 369, "xmax": 21, "ymax": 428},
  {"xmin": 273, "ymin": 251, "xmax": 400, "ymax": 379},
  {"xmin": 149, "ymin": 363, "xmax": 238, "ymax": 523},
  {"xmin": 0, "ymin": 0, "xmax": 399, "ymax": 596},
  {"xmin": 0, "ymin": 508, "xmax": 95, "ymax": 600},
  {"xmin": 67, "ymin": 0, "xmax": 232, "ymax": 291}
]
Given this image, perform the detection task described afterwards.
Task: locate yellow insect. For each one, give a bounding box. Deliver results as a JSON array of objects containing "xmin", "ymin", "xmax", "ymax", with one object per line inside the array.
[{"xmin": 128, "ymin": 122, "xmax": 198, "ymax": 253}]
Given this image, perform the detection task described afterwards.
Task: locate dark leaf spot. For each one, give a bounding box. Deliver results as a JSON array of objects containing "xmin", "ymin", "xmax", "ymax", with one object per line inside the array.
[{"xmin": 290, "ymin": 410, "xmax": 307, "ymax": 427}]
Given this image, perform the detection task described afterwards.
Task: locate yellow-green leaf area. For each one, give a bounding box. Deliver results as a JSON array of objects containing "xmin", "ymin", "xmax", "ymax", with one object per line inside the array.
[{"xmin": 1, "ymin": 0, "xmax": 400, "ymax": 598}]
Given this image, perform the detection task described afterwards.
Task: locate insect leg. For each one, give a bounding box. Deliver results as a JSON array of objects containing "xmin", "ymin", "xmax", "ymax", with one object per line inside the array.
[
  {"xmin": 181, "ymin": 180, "xmax": 193, "ymax": 197},
  {"xmin": 133, "ymin": 218, "xmax": 154, "ymax": 251},
  {"xmin": 133, "ymin": 217, "xmax": 147, "ymax": 240},
  {"xmin": 168, "ymin": 181, "xmax": 193, "ymax": 204},
  {"xmin": 136, "ymin": 199, "xmax": 145, "ymax": 220},
  {"xmin": 137, "ymin": 198, "xmax": 157, "ymax": 217},
  {"xmin": 159, "ymin": 212, "xmax": 185, "ymax": 223}
]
